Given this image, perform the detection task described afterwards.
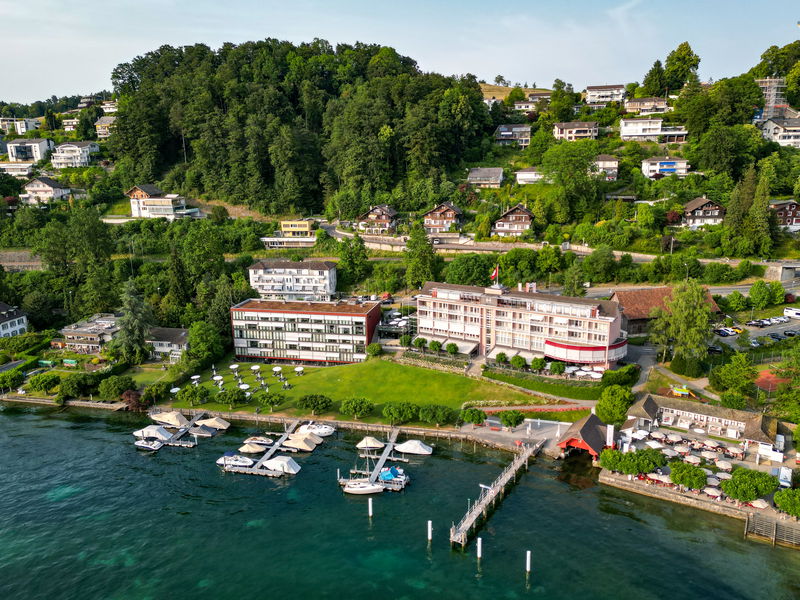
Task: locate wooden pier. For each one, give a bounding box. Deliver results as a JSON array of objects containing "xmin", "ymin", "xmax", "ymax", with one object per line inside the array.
[
  {"xmin": 449, "ymin": 439, "xmax": 544, "ymax": 548},
  {"xmin": 224, "ymin": 419, "xmax": 300, "ymax": 476},
  {"xmin": 745, "ymin": 512, "xmax": 800, "ymax": 548},
  {"xmin": 163, "ymin": 412, "xmax": 205, "ymax": 448}
]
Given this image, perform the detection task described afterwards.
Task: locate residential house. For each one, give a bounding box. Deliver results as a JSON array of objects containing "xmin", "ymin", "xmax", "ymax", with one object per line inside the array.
[
  {"xmin": 0, "ymin": 302, "xmax": 27, "ymax": 338},
  {"xmin": 609, "ymin": 286, "xmax": 719, "ymax": 335},
  {"xmin": 553, "ymin": 121, "xmax": 598, "ymax": 141},
  {"xmin": 78, "ymin": 96, "xmax": 99, "ymax": 108},
  {"xmin": 494, "ymin": 124, "xmax": 531, "ymax": 148},
  {"xmin": 146, "ymin": 327, "xmax": 188, "ymax": 362},
  {"xmin": 620, "ymin": 118, "xmax": 687, "ymax": 142},
  {"xmin": 594, "ymin": 154, "xmax": 619, "ymax": 180},
  {"xmin": 231, "ymin": 299, "xmax": 382, "ymax": 364},
  {"xmin": 755, "ymin": 78, "xmax": 788, "ymax": 122},
  {"xmin": 60, "ymin": 313, "xmax": 120, "ymax": 354},
  {"xmin": 0, "ymin": 162, "xmax": 34, "ymax": 178},
  {"xmin": 682, "ymin": 196, "xmax": 725, "ymax": 228},
  {"xmin": 126, "ymin": 184, "xmax": 199, "ymax": 220},
  {"xmin": 557, "ymin": 413, "xmax": 614, "ymax": 459},
  {"xmin": 514, "ymin": 167, "xmax": 545, "ymax": 185},
  {"xmin": 416, "ymin": 282, "xmax": 627, "ymax": 368},
  {"xmin": 769, "ymin": 199, "xmax": 800, "ymax": 232},
  {"xmin": 624, "ymin": 97, "xmax": 671, "ymax": 115},
  {"xmin": 641, "ymin": 156, "xmax": 690, "ymax": 179},
  {"xmin": 585, "ymin": 84, "xmax": 626, "ymax": 104},
  {"xmin": 94, "ymin": 116, "xmax": 116, "ymax": 139},
  {"xmin": 51, "ymin": 141, "xmax": 100, "ymax": 169},
  {"xmin": 260, "ymin": 219, "xmax": 317, "ymax": 249},
  {"xmin": 513, "ymin": 101, "xmax": 540, "ymax": 111},
  {"xmin": 356, "ymin": 204, "xmax": 398, "ymax": 235},
  {"xmin": 422, "ymin": 201, "xmax": 462, "ymax": 234},
  {"xmin": 7, "ymin": 138, "xmax": 54, "ymax": 162},
  {"xmin": 527, "ymin": 91, "xmax": 551, "ymax": 102},
  {"xmin": 761, "ymin": 118, "xmax": 800, "ymax": 148},
  {"xmin": 248, "ymin": 259, "xmax": 337, "ymax": 301},
  {"xmin": 628, "ymin": 394, "xmax": 778, "ymax": 447},
  {"xmin": 62, "ymin": 117, "xmax": 80, "ymax": 132},
  {"xmin": 467, "ymin": 167, "xmax": 504, "ymax": 188},
  {"xmin": 0, "ymin": 118, "xmax": 40, "ymax": 135},
  {"xmin": 491, "ymin": 204, "xmax": 533, "ymax": 237},
  {"xmin": 20, "ymin": 176, "xmax": 71, "ymax": 205},
  {"xmin": 101, "ymin": 100, "xmax": 118, "ymax": 114}
]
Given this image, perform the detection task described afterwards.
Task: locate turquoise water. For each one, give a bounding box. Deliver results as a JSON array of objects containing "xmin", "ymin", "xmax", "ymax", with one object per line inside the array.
[{"xmin": 1, "ymin": 404, "xmax": 799, "ymax": 600}]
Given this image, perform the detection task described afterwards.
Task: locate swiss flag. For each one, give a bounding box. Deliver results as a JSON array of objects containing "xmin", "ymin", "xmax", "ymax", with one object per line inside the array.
[{"xmin": 490, "ymin": 265, "xmax": 499, "ymax": 281}]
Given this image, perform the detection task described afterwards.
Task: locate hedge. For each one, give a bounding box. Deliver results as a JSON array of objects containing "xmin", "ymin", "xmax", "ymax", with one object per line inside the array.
[{"xmin": 483, "ymin": 370, "xmax": 604, "ymax": 400}]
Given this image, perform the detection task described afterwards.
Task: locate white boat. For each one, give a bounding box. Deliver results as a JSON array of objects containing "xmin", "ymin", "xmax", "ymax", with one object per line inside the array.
[
  {"xmin": 379, "ymin": 466, "xmax": 410, "ymax": 486},
  {"xmin": 394, "ymin": 439, "xmax": 433, "ymax": 455},
  {"xmin": 216, "ymin": 453, "xmax": 255, "ymax": 467},
  {"xmin": 297, "ymin": 422, "xmax": 336, "ymax": 437},
  {"xmin": 342, "ymin": 480, "xmax": 385, "ymax": 495},
  {"xmin": 151, "ymin": 411, "xmax": 189, "ymax": 428},
  {"xmin": 243, "ymin": 436, "xmax": 273, "ymax": 445},
  {"xmin": 134, "ymin": 439, "xmax": 163, "ymax": 451}
]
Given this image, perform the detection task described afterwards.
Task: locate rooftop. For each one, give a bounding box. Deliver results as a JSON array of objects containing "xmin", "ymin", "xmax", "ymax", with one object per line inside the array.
[
  {"xmin": 232, "ymin": 299, "xmax": 380, "ymax": 315},
  {"xmin": 610, "ymin": 286, "xmax": 719, "ymax": 321},
  {"xmin": 767, "ymin": 118, "xmax": 800, "ymax": 128},
  {"xmin": 557, "ymin": 413, "xmax": 608, "ymax": 457},
  {"xmin": 26, "ymin": 176, "xmax": 63, "ymax": 188},
  {"xmin": 423, "ymin": 201, "xmax": 463, "ymax": 216},
  {"xmin": 249, "ymin": 259, "xmax": 336, "ymax": 271},
  {"xmin": 642, "ymin": 156, "xmax": 687, "ymax": 164},
  {"xmin": 468, "ymin": 167, "xmax": 504, "ymax": 181},
  {"xmin": 56, "ymin": 141, "xmax": 98, "ymax": 149},
  {"xmin": 147, "ymin": 327, "xmax": 188, "ymax": 346},
  {"xmin": 8, "ymin": 138, "xmax": 49, "ymax": 144},
  {"xmin": 127, "ymin": 184, "xmax": 163, "ymax": 197},
  {"xmin": 683, "ymin": 196, "xmax": 722, "ymax": 212},
  {"xmin": 553, "ymin": 121, "xmax": 597, "ymax": 129},
  {"xmin": 595, "ymin": 154, "xmax": 618, "ymax": 162},
  {"xmin": 0, "ymin": 301, "xmax": 25, "ymax": 323},
  {"xmin": 586, "ymin": 84, "xmax": 625, "ymax": 90},
  {"xmin": 60, "ymin": 313, "xmax": 120, "ymax": 336}
]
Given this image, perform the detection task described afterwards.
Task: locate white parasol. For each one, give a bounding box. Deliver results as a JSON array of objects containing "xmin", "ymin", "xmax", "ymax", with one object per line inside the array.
[
  {"xmin": 700, "ymin": 450, "xmax": 718, "ymax": 460},
  {"xmin": 717, "ymin": 472, "xmax": 732, "ymax": 480},
  {"xmin": 750, "ymin": 499, "xmax": 769, "ymax": 509},
  {"xmin": 715, "ymin": 459, "xmax": 733, "ymax": 471},
  {"xmin": 701, "ymin": 467, "xmax": 714, "ymax": 476},
  {"xmin": 294, "ymin": 366, "xmax": 304, "ymax": 373},
  {"xmin": 632, "ymin": 430, "xmax": 649, "ymax": 440},
  {"xmin": 272, "ymin": 366, "xmax": 282, "ymax": 373},
  {"xmin": 661, "ymin": 448, "xmax": 678, "ymax": 457},
  {"xmin": 703, "ymin": 439, "xmax": 720, "ymax": 448},
  {"xmin": 170, "ymin": 387, "xmax": 181, "ymax": 394},
  {"xmin": 649, "ymin": 431, "xmax": 665, "ymax": 440},
  {"xmin": 706, "ymin": 477, "xmax": 720, "ymax": 487},
  {"xmin": 213, "ymin": 375, "xmax": 223, "ymax": 382},
  {"xmin": 190, "ymin": 375, "xmax": 201, "ymax": 381},
  {"xmin": 667, "ymin": 433, "xmax": 683, "ymax": 443},
  {"xmin": 674, "ymin": 444, "xmax": 691, "ymax": 454},
  {"xmin": 239, "ymin": 384, "xmax": 250, "ymax": 391},
  {"xmin": 684, "ymin": 454, "xmax": 701, "ymax": 464},
  {"xmin": 229, "ymin": 364, "xmax": 239, "ymax": 370},
  {"xmin": 703, "ymin": 487, "xmax": 722, "ymax": 497},
  {"xmin": 250, "ymin": 365, "xmax": 261, "ymax": 371},
  {"xmin": 645, "ymin": 440, "xmax": 663, "ymax": 449}
]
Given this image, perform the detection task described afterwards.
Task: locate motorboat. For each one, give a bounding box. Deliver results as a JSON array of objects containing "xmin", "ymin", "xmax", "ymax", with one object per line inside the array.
[
  {"xmin": 394, "ymin": 439, "xmax": 433, "ymax": 455},
  {"xmin": 342, "ymin": 480, "xmax": 385, "ymax": 495},
  {"xmin": 379, "ymin": 466, "xmax": 410, "ymax": 486},
  {"xmin": 216, "ymin": 452, "xmax": 255, "ymax": 467},
  {"xmin": 297, "ymin": 422, "xmax": 336, "ymax": 437},
  {"xmin": 151, "ymin": 411, "xmax": 189, "ymax": 428},
  {"xmin": 243, "ymin": 436, "xmax": 273, "ymax": 446},
  {"xmin": 188, "ymin": 425, "xmax": 217, "ymax": 438},
  {"xmin": 134, "ymin": 439, "xmax": 163, "ymax": 451}
]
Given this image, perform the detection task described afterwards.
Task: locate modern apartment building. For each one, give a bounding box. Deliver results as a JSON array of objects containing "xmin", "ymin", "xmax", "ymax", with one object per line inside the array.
[
  {"xmin": 761, "ymin": 118, "xmax": 800, "ymax": 148},
  {"xmin": 126, "ymin": 184, "xmax": 199, "ymax": 220},
  {"xmin": 624, "ymin": 97, "xmax": 671, "ymax": 115},
  {"xmin": 755, "ymin": 78, "xmax": 788, "ymax": 122},
  {"xmin": 0, "ymin": 302, "xmax": 27, "ymax": 338},
  {"xmin": 491, "ymin": 204, "xmax": 533, "ymax": 237},
  {"xmin": 7, "ymin": 138, "xmax": 54, "ymax": 162},
  {"xmin": 553, "ymin": 121, "xmax": 598, "ymax": 141},
  {"xmin": 620, "ymin": 118, "xmax": 687, "ymax": 142},
  {"xmin": 416, "ymin": 282, "xmax": 627, "ymax": 367},
  {"xmin": 641, "ymin": 156, "xmax": 690, "ymax": 179},
  {"xmin": 0, "ymin": 162, "xmax": 34, "ymax": 178},
  {"xmin": 62, "ymin": 117, "xmax": 80, "ymax": 132},
  {"xmin": 101, "ymin": 100, "xmax": 118, "ymax": 114},
  {"xmin": 260, "ymin": 220, "xmax": 317, "ymax": 248},
  {"xmin": 514, "ymin": 167, "xmax": 546, "ymax": 185},
  {"xmin": 231, "ymin": 299, "xmax": 382, "ymax": 364},
  {"xmin": 248, "ymin": 260, "xmax": 337, "ymax": 301},
  {"xmin": 585, "ymin": 84, "xmax": 626, "ymax": 104},
  {"xmin": 494, "ymin": 124, "xmax": 531, "ymax": 148},
  {"xmin": 59, "ymin": 313, "xmax": 120, "ymax": 354},
  {"xmin": 0, "ymin": 118, "xmax": 40, "ymax": 135},
  {"xmin": 51, "ymin": 141, "xmax": 100, "ymax": 169}
]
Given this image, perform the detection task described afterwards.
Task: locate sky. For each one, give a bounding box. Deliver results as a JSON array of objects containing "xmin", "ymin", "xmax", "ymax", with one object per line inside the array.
[{"xmin": 2, "ymin": 0, "xmax": 799, "ymax": 103}]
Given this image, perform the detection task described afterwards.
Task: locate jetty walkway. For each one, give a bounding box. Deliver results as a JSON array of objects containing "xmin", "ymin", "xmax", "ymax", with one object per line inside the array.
[
  {"xmin": 163, "ymin": 412, "xmax": 205, "ymax": 447},
  {"xmin": 224, "ymin": 418, "xmax": 300, "ymax": 477},
  {"xmin": 450, "ymin": 439, "xmax": 544, "ymax": 547}
]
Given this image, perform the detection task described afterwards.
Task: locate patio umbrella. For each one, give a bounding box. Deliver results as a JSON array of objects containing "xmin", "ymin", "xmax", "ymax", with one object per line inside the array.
[
  {"xmin": 667, "ymin": 433, "xmax": 683, "ymax": 443},
  {"xmin": 190, "ymin": 375, "xmax": 201, "ymax": 381},
  {"xmin": 649, "ymin": 431, "xmax": 665, "ymax": 440},
  {"xmin": 703, "ymin": 487, "xmax": 722, "ymax": 498},
  {"xmin": 717, "ymin": 472, "xmax": 732, "ymax": 480},
  {"xmin": 272, "ymin": 366, "xmax": 282, "ymax": 373},
  {"xmin": 701, "ymin": 467, "xmax": 713, "ymax": 476},
  {"xmin": 703, "ymin": 439, "xmax": 720, "ymax": 448},
  {"xmin": 632, "ymin": 430, "xmax": 649, "ymax": 440},
  {"xmin": 645, "ymin": 440, "xmax": 663, "ymax": 449},
  {"xmin": 750, "ymin": 499, "xmax": 769, "ymax": 509},
  {"xmin": 213, "ymin": 375, "xmax": 223, "ymax": 382},
  {"xmin": 294, "ymin": 366, "xmax": 304, "ymax": 373},
  {"xmin": 169, "ymin": 387, "xmax": 181, "ymax": 394},
  {"xmin": 250, "ymin": 365, "xmax": 261, "ymax": 371},
  {"xmin": 229, "ymin": 364, "xmax": 239, "ymax": 371},
  {"xmin": 715, "ymin": 459, "xmax": 733, "ymax": 471},
  {"xmin": 239, "ymin": 384, "xmax": 250, "ymax": 391},
  {"xmin": 685, "ymin": 455, "xmax": 701, "ymax": 464},
  {"xmin": 588, "ymin": 372, "xmax": 602, "ymax": 380},
  {"xmin": 661, "ymin": 448, "xmax": 678, "ymax": 457},
  {"xmin": 706, "ymin": 477, "xmax": 720, "ymax": 487},
  {"xmin": 674, "ymin": 444, "xmax": 691, "ymax": 454},
  {"xmin": 700, "ymin": 450, "xmax": 718, "ymax": 460}
]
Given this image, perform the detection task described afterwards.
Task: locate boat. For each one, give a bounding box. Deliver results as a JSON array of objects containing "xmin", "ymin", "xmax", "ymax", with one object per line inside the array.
[
  {"xmin": 188, "ymin": 425, "xmax": 217, "ymax": 438},
  {"xmin": 283, "ymin": 436, "xmax": 317, "ymax": 451},
  {"xmin": 239, "ymin": 443, "xmax": 268, "ymax": 454},
  {"xmin": 134, "ymin": 439, "xmax": 163, "ymax": 451},
  {"xmin": 216, "ymin": 452, "xmax": 254, "ymax": 467},
  {"xmin": 297, "ymin": 421, "xmax": 336, "ymax": 437},
  {"xmin": 197, "ymin": 417, "xmax": 231, "ymax": 431},
  {"xmin": 289, "ymin": 431, "xmax": 323, "ymax": 445},
  {"xmin": 263, "ymin": 456, "xmax": 302, "ymax": 474},
  {"xmin": 151, "ymin": 411, "xmax": 189, "ymax": 428},
  {"xmin": 132, "ymin": 425, "xmax": 172, "ymax": 441},
  {"xmin": 379, "ymin": 466, "xmax": 410, "ymax": 486},
  {"xmin": 356, "ymin": 436, "xmax": 384, "ymax": 450},
  {"xmin": 394, "ymin": 439, "xmax": 433, "ymax": 455},
  {"xmin": 342, "ymin": 480, "xmax": 385, "ymax": 495},
  {"xmin": 243, "ymin": 436, "xmax": 273, "ymax": 445}
]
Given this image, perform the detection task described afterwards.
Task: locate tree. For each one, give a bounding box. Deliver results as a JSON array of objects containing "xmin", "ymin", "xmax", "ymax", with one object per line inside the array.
[
  {"xmin": 495, "ymin": 352, "xmax": 508, "ymax": 365},
  {"xmin": 382, "ymin": 401, "xmax": 418, "ymax": 425},
  {"xmin": 460, "ymin": 407, "xmax": 487, "ymax": 428},
  {"xmin": 716, "ymin": 353, "xmax": 757, "ymax": 395},
  {"xmin": 445, "ymin": 343, "xmax": 458, "ymax": 357},
  {"xmin": 721, "ymin": 468, "xmax": 778, "ymax": 503},
  {"xmin": 530, "ymin": 357, "xmax": 546, "ymax": 372},
  {"xmin": 429, "ymin": 340, "xmax": 442, "ymax": 354},
  {"xmin": 297, "ymin": 394, "xmax": 333, "ymax": 416},
  {"xmin": 735, "ymin": 328, "xmax": 751, "ymax": 351},
  {"xmin": 98, "ymin": 375, "xmax": 137, "ymax": 401},
  {"xmin": 210, "ymin": 205, "xmax": 229, "ymax": 224},
  {"xmin": 749, "ymin": 280, "xmax": 771, "ymax": 310},
  {"xmin": 582, "ymin": 245, "xmax": 616, "ymax": 283},
  {"xmin": 774, "ymin": 488, "xmax": 800, "ymax": 517},
  {"xmin": 218, "ymin": 388, "xmax": 247, "ymax": 410},
  {"xmin": 726, "ymin": 290, "xmax": 748, "ymax": 312},
  {"xmin": 642, "ymin": 60, "xmax": 666, "ymax": 96},
  {"xmin": 340, "ymin": 397, "xmax": 375, "ymax": 419},
  {"xmin": 720, "ymin": 390, "xmax": 747, "ymax": 410},
  {"xmin": 418, "ymin": 404, "xmax": 456, "ymax": 427},
  {"xmin": 399, "ymin": 334, "xmax": 412, "ymax": 347},
  {"xmin": 769, "ymin": 281, "xmax": 786, "ymax": 306},
  {"xmin": 549, "ymin": 361, "xmax": 565, "ymax": 375},
  {"xmin": 141, "ymin": 382, "xmax": 169, "ymax": 406},
  {"xmin": 176, "ymin": 385, "xmax": 209, "ymax": 407},
  {"xmin": 510, "ymin": 355, "xmax": 527, "ymax": 370},
  {"xmin": 665, "ymin": 280, "xmax": 712, "ymax": 363},
  {"xmin": 366, "ymin": 342, "xmax": 383, "ymax": 357},
  {"xmin": 599, "ymin": 449, "xmax": 623, "ymax": 472},
  {"xmin": 107, "ymin": 280, "xmax": 155, "ymax": 364},
  {"xmin": 663, "ymin": 42, "xmax": 700, "ymax": 92},
  {"xmin": 404, "ymin": 224, "xmax": 439, "ymax": 288},
  {"xmin": 499, "ymin": 410, "xmax": 524, "ymax": 429},
  {"xmin": 669, "ymin": 461, "xmax": 706, "ymax": 490},
  {"xmin": 0, "ymin": 370, "xmax": 24, "ymax": 391},
  {"xmin": 339, "ymin": 234, "xmax": 369, "ymax": 283},
  {"xmin": 254, "ymin": 391, "xmax": 284, "ymax": 413},
  {"xmin": 445, "ymin": 253, "xmax": 495, "ymax": 286},
  {"xmin": 28, "ymin": 372, "xmax": 60, "ymax": 394},
  {"xmin": 185, "ymin": 321, "xmax": 224, "ymax": 367},
  {"xmin": 743, "ymin": 169, "xmax": 774, "ymax": 257},
  {"xmin": 413, "ymin": 337, "xmax": 427, "ymax": 352},
  {"xmin": 59, "ymin": 372, "xmax": 97, "ymax": 399},
  {"xmin": 724, "ymin": 166, "xmax": 757, "ymax": 230},
  {"xmin": 561, "ymin": 262, "xmax": 585, "ymax": 297},
  {"xmin": 595, "ymin": 385, "xmax": 635, "ymax": 425}
]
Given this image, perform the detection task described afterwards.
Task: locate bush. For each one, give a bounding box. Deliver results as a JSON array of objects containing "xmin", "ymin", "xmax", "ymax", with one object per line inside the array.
[
  {"xmin": 495, "ymin": 352, "xmax": 508, "ymax": 364},
  {"xmin": 774, "ymin": 488, "xmax": 800, "ymax": 517},
  {"xmin": 601, "ymin": 364, "xmax": 640, "ymax": 388},
  {"xmin": 0, "ymin": 370, "xmax": 24, "ymax": 390},
  {"xmin": 429, "ymin": 340, "xmax": 442, "ymax": 354},
  {"xmin": 600, "ymin": 448, "xmax": 665, "ymax": 475},
  {"xmin": 460, "ymin": 407, "xmax": 486, "ymax": 427},
  {"xmin": 530, "ymin": 357, "xmax": 546, "ymax": 372},
  {"xmin": 549, "ymin": 361, "xmax": 565, "ymax": 375},
  {"xmin": 98, "ymin": 375, "xmax": 137, "ymax": 402},
  {"xmin": 60, "ymin": 372, "xmax": 98, "ymax": 399},
  {"xmin": 399, "ymin": 334, "xmax": 412, "ymax": 347},
  {"xmin": 340, "ymin": 397, "xmax": 375, "ymax": 419},
  {"xmin": 509, "ymin": 355, "xmax": 527, "ymax": 370},
  {"xmin": 499, "ymin": 410, "xmax": 525, "ymax": 429},
  {"xmin": 381, "ymin": 401, "xmax": 418, "ymax": 425},
  {"xmin": 28, "ymin": 372, "xmax": 61, "ymax": 394},
  {"xmin": 418, "ymin": 404, "xmax": 456, "ymax": 427},
  {"xmin": 366, "ymin": 343, "xmax": 383, "ymax": 357},
  {"xmin": 297, "ymin": 394, "xmax": 334, "ymax": 415},
  {"xmin": 595, "ymin": 385, "xmax": 635, "ymax": 425}
]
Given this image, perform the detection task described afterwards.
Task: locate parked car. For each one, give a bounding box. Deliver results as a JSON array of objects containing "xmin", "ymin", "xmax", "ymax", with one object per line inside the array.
[
  {"xmin": 746, "ymin": 320, "xmax": 764, "ymax": 327},
  {"xmin": 713, "ymin": 329, "xmax": 729, "ymax": 337},
  {"xmin": 750, "ymin": 340, "xmax": 761, "ymax": 348},
  {"xmin": 759, "ymin": 319, "xmax": 773, "ymax": 327},
  {"xmin": 769, "ymin": 317, "xmax": 783, "ymax": 325},
  {"xmin": 707, "ymin": 345, "xmax": 724, "ymax": 354},
  {"xmin": 769, "ymin": 332, "xmax": 786, "ymax": 341},
  {"xmin": 730, "ymin": 326, "xmax": 744, "ymax": 334},
  {"xmin": 721, "ymin": 327, "xmax": 737, "ymax": 336},
  {"xmin": 784, "ymin": 329, "xmax": 798, "ymax": 337}
]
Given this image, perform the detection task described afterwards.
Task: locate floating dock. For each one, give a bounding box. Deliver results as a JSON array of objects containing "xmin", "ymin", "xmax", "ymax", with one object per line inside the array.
[
  {"xmin": 449, "ymin": 439, "xmax": 544, "ymax": 547},
  {"xmin": 163, "ymin": 412, "xmax": 206, "ymax": 448},
  {"xmin": 223, "ymin": 419, "xmax": 301, "ymax": 476}
]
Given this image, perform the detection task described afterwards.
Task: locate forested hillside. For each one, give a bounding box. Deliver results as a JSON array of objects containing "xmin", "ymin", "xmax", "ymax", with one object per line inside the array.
[{"xmin": 109, "ymin": 40, "xmax": 492, "ymax": 215}]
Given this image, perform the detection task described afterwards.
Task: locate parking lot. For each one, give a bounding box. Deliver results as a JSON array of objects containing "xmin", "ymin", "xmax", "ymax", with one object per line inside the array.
[{"xmin": 711, "ymin": 312, "xmax": 800, "ymax": 351}]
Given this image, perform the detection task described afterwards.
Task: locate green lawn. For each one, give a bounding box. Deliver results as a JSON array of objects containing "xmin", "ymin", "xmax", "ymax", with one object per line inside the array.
[
  {"xmin": 483, "ymin": 370, "xmax": 604, "ymax": 400},
  {"xmin": 517, "ymin": 409, "xmax": 591, "ymax": 422},
  {"xmin": 168, "ymin": 358, "xmax": 542, "ymax": 419},
  {"xmin": 127, "ymin": 365, "xmax": 170, "ymax": 387},
  {"xmin": 104, "ymin": 197, "xmax": 131, "ymax": 216}
]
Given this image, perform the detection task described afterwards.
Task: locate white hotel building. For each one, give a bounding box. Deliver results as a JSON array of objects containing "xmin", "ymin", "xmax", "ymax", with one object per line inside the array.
[
  {"xmin": 416, "ymin": 282, "xmax": 627, "ymax": 367},
  {"xmin": 231, "ymin": 299, "xmax": 381, "ymax": 364},
  {"xmin": 248, "ymin": 260, "xmax": 337, "ymax": 301}
]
